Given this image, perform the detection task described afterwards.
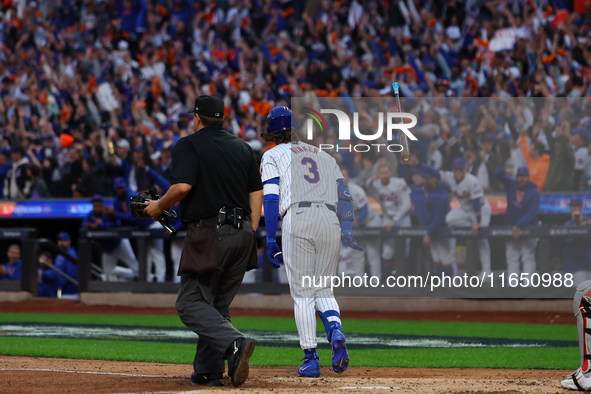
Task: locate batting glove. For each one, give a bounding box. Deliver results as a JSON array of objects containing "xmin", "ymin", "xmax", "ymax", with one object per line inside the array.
[
  {"xmin": 266, "ymin": 241, "xmax": 284, "ymax": 268},
  {"xmin": 342, "ymin": 231, "xmax": 363, "ymax": 251}
]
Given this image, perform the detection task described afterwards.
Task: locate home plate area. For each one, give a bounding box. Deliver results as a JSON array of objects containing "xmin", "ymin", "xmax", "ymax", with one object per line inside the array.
[{"xmin": 0, "ymin": 356, "xmax": 569, "ymax": 394}]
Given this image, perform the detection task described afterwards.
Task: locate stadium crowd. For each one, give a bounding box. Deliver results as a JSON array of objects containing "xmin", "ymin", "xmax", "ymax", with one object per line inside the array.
[
  {"xmin": 1, "ymin": 0, "xmax": 591, "ymax": 197},
  {"xmin": 0, "ymin": 0, "xmax": 591, "ymax": 289}
]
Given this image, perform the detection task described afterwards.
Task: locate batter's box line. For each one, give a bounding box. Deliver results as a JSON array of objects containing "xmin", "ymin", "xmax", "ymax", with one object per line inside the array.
[
  {"xmin": 0, "ymin": 367, "xmax": 187, "ymax": 378},
  {"xmin": 340, "ymin": 387, "xmax": 402, "ymax": 390},
  {"xmin": 109, "ymin": 391, "xmax": 207, "ymax": 394}
]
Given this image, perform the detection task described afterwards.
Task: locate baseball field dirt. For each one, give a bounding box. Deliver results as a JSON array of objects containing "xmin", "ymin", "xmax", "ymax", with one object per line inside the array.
[
  {"xmin": 0, "ymin": 299, "xmax": 575, "ymax": 393},
  {"xmin": 0, "ymin": 356, "xmax": 569, "ymax": 394}
]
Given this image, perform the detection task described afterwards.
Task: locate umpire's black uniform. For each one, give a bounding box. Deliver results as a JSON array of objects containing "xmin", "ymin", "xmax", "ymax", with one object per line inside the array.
[{"xmin": 172, "ymin": 95, "xmax": 262, "ymax": 387}]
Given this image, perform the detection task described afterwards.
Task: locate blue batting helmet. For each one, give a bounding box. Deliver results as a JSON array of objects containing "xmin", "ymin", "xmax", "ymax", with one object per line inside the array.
[{"xmin": 266, "ymin": 106, "xmax": 298, "ymax": 133}]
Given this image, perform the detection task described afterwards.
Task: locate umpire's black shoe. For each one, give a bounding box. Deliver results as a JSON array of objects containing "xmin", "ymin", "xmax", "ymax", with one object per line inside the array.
[
  {"xmin": 190, "ymin": 372, "xmax": 224, "ymax": 387},
  {"xmin": 227, "ymin": 337, "xmax": 256, "ymax": 387}
]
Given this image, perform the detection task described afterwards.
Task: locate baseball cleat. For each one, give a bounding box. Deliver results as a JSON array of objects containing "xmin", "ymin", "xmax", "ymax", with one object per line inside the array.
[
  {"xmin": 190, "ymin": 372, "xmax": 223, "ymax": 387},
  {"xmin": 330, "ymin": 328, "xmax": 349, "ymax": 373},
  {"xmin": 561, "ymin": 368, "xmax": 591, "ymax": 390},
  {"xmin": 227, "ymin": 337, "xmax": 256, "ymax": 387},
  {"xmin": 297, "ymin": 353, "xmax": 320, "ymax": 378}
]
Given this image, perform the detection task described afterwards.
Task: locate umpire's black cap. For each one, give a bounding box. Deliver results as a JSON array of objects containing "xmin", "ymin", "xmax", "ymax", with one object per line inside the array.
[{"xmin": 188, "ymin": 95, "xmax": 224, "ymax": 119}]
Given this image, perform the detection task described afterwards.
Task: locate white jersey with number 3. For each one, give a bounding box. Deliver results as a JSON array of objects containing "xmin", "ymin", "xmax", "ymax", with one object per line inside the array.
[
  {"xmin": 260, "ymin": 142, "xmax": 343, "ymax": 216},
  {"xmin": 261, "ymin": 140, "xmax": 344, "ymax": 350}
]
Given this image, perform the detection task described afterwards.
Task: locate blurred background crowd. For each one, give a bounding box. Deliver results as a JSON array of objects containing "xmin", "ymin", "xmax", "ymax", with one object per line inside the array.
[
  {"xmin": 1, "ymin": 0, "xmax": 591, "ymax": 198},
  {"xmin": 2, "ymin": 0, "xmax": 591, "ymax": 291},
  {"xmin": 300, "ymin": 95, "xmax": 591, "ymax": 194}
]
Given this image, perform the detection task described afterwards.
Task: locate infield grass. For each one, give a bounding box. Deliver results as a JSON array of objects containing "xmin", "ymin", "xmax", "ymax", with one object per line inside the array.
[
  {"xmin": 0, "ymin": 313, "xmax": 577, "ymax": 340},
  {"xmin": 0, "ymin": 313, "xmax": 578, "ymax": 369}
]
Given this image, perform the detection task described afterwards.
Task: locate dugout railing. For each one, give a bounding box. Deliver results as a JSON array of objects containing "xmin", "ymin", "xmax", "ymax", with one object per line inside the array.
[
  {"xmin": 78, "ymin": 227, "xmax": 185, "ymax": 293},
  {"xmin": 70, "ymin": 225, "xmax": 583, "ymax": 298},
  {"xmin": 0, "ymin": 225, "xmax": 582, "ymax": 298},
  {"xmin": 77, "ymin": 228, "xmax": 290, "ymax": 294},
  {"xmin": 341, "ymin": 226, "xmax": 575, "ymax": 298}
]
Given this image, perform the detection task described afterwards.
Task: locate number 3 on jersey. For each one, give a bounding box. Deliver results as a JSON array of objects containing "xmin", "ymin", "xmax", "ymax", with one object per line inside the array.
[{"xmin": 301, "ymin": 157, "xmax": 320, "ymax": 184}]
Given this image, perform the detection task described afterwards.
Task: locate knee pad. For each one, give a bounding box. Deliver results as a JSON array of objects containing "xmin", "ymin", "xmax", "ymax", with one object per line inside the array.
[
  {"xmin": 574, "ymin": 280, "xmax": 591, "ymax": 316},
  {"xmin": 574, "ymin": 281, "xmax": 591, "ymax": 373}
]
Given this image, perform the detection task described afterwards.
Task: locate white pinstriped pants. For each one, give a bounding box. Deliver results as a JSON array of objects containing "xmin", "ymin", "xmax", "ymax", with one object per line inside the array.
[{"xmin": 282, "ymin": 204, "xmax": 341, "ymax": 350}]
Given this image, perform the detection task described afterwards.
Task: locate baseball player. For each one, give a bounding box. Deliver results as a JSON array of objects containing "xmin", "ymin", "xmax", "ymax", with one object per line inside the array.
[
  {"xmin": 38, "ymin": 252, "xmax": 60, "ymax": 298},
  {"xmin": 573, "ymin": 128, "xmax": 591, "ymax": 190},
  {"xmin": 366, "ymin": 163, "xmax": 412, "ymax": 263},
  {"xmin": 418, "ymin": 165, "xmax": 455, "ymax": 276},
  {"xmin": 260, "ymin": 106, "xmax": 362, "ymax": 378},
  {"xmin": 409, "ymin": 168, "xmax": 429, "ymax": 227},
  {"xmin": 0, "ymin": 244, "xmax": 21, "ymax": 280},
  {"xmin": 341, "ymin": 168, "xmax": 382, "ymax": 278},
  {"xmin": 494, "ymin": 167, "xmax": 540, "ymax": 277},
  {"xmin": 83, "ymin": 194, "xmax": 139, "ymax": 280},
  {"xmin": 441, "ymin": 158, "xmax": 492, "ymax": 275},
  {"xmin": 562, "ymin": 276, "xmax": 591, "ymax": 390},
  {"xmin": 409, "ymin": 167, "xmax": 433, "ymax": 276},
  {"xmin": 54, "ymin": 231, "xmax": 79, "ymax": 297}
]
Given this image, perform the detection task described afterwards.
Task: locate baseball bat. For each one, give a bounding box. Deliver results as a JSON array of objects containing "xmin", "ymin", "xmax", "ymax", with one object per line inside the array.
[{"xmin": 391, "ymin": 82, "xmax": 411, "ymax": 162}]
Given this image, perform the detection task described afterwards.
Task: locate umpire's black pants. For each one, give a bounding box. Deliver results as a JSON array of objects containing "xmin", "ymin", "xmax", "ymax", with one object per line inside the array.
[{"xmin": 176, "ymin": 220, "xmax": 255, "ymax": 374}]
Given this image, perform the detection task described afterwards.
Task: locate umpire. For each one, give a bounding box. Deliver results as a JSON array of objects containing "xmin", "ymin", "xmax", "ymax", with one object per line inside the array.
[{"xmin": 144, "ymin": 95, "xmax": 263, "ymax": 387}]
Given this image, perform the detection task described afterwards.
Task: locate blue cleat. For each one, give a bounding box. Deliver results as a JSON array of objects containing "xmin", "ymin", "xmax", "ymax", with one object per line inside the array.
[
  {"xmin": 330, "ymin": 328, "xmax": 349, "ymax": 373},
  {"xmin": 297, "ymin": 353, "xmax": 320, "ymax": 378}
]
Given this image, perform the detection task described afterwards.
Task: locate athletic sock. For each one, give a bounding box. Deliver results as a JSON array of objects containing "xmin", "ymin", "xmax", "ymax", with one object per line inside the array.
[
  {"xmin": 318, "ymin": 310, "xmax": 342, "ymax": 341},
  {"xmin": 303, "ymin": 348, "xmax": 317, "ymax": 358}
]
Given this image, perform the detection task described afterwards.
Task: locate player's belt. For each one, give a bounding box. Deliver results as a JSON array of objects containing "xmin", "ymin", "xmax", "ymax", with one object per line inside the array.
[{"xmin": 298, "ymin": 202, "xmax": 337, "ymax": 213}]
